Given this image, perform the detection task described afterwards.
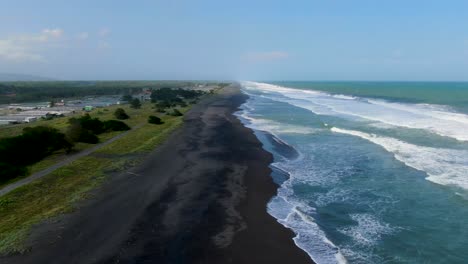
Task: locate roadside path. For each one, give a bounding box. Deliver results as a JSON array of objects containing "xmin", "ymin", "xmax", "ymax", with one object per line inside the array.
[{"xmin": 0, "ymin": 124, "xmax": 143, "ymax": 197}]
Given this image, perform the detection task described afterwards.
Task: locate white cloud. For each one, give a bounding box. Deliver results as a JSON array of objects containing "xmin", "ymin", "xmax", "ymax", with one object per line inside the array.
[
  {"xmin": 243, "ymin": 51, "xmax": 289, "ymax": 63},
  {"xmin": 76, "ymin": 32, "xmax": 89, "ymax": 40},
  {"xmin": 98, "ymin": 28, "xmax": 111, "ymax": 37},
  {"xmin": 0, "ymin": 28, "xmax": 64, "ymax": 62},
  {"xmin": 42, "ymin": 28, "xmax": 63, "ymax": 38}
]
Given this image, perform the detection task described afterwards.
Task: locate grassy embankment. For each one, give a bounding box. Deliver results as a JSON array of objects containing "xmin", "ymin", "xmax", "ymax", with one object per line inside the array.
[
  {"xmin": 0, "ymin": 101, "xmax": 191, "ymax": 254},
  {"xmin": 0, "ymin": 103, "xmax": 156, "ymax": 188}
]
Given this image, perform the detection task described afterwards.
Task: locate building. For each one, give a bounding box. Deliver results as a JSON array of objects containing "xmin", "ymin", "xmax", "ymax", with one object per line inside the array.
[{"xmin": 84, "ymin": 106, "xmax": 94, "ymax": 112}]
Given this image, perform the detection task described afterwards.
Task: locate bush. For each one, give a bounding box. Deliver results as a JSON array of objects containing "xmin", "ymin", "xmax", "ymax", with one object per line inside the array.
[
  {"xmin": 66, "ymin": 115, "xmax": 130, "ymax": 144},
  {"xmin": 103, "ymin": 120, "xmax": 131, "ymax": 131},
  {"xmin": 168, "ymin": 109, "xmax": 183, "ymax": 116},
  {"xmin": 130, "ymin": 98, "xmax": 141, "ymax": 109},
  {"xmin": 66, "ymin": 122, "xmax": 99, "ymax": 144},
  {"xmin": 0, "ymin": 126, "xmax": 73, "ymax": 182},
  {"xmin": 148, "ymin": 115, "xmax": 163, "ymax": 125},
  {"xmin": 114, "ymin": 108, "xmax": 129, "ymax": 120},
  {"xmin": 69, "ymin": 114, "xmax": 105, "ymax": 134}
]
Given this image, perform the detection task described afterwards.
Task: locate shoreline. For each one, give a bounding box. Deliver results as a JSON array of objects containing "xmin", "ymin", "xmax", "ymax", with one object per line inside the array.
[{"xmin": 1, "ymin": 85, "xmax": 313, "ymax": 264}]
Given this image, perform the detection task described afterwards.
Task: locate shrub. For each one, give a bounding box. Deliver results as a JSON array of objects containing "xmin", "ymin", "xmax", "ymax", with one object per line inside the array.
[
  {"xmin": 148, "ymin": 115, "xmax": 163, "ymax": 125},
  {"xmin": 69, "ymin": 114, "xmax": 105, "ymax": 134},
  {"xmin": 130, "ymin": 98, "xmax": 141, "ymax": 109},
  {"xmin": 114, "ymin": 108, "xmax": 129, "ymax": 120},
  {"xmin": 103, "ymin": 120, "xmax": 131, "ymax": 131},
  {"xmin": 66, "ymin": 122, "xmax": 99, "ymax": 144},
  {"xmin": 0, "ymin": 126, "xmax": 73, "ymax": 182}
]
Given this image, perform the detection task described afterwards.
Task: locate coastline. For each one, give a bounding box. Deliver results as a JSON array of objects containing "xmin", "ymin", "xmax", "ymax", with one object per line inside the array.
[{"xmin": 1, "ymin": 85, "xmax": 313, "ymax": 264}]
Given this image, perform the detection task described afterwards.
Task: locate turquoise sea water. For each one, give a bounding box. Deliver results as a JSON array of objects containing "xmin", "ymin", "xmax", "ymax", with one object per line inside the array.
[{"xmin": 237, "ymin": 81, "xmax": 468, "ymax": 264}]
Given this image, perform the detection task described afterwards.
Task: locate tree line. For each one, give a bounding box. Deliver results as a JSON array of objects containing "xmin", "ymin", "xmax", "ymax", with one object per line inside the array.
[{"xmin": 0, "ymin": 81, "xmax": 198, "ymax": 104}]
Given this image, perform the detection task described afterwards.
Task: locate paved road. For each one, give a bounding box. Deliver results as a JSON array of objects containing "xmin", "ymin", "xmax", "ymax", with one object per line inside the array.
[{"xmin": 0, "ymin": 124, "xmax": 142, "ymax": 197}]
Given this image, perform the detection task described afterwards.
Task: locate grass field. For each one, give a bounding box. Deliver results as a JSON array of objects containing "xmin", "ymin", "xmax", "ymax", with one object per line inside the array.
[
  {"xmin": 0, "ymin": 102, "xmax": 167, "ymax": 188},
  {"xmin": 0, "ymin": 101, "xmax": 191, "ymax": 254}
]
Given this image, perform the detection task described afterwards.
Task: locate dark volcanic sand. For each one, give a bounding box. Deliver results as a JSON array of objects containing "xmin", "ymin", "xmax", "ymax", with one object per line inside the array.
[{"xmin": 2, "ymin": 85, "xmax": 313, "ymax": 264}]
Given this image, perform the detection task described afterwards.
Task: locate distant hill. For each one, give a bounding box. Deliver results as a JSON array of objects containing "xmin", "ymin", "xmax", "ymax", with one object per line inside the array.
[{"xmin": 0, "ymin": 73, "xmax": 55, "ymax": 82}]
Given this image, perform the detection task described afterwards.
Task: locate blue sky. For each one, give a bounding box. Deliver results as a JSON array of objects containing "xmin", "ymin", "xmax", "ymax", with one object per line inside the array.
[{"xmin": 1, "ymin": 0, "xmax": 468, "ymax": 80}]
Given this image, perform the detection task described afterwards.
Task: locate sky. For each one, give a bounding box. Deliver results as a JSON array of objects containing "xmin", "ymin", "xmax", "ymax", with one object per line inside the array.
[{"xmin": 1, "ymin": 0, "xmax": 468, "ymax": 81}]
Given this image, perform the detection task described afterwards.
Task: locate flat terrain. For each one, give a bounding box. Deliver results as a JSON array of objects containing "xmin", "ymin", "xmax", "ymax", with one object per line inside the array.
[
  {"xmin": 0, "ymin": 102, "xmax": 187, "ymax": 254},
  {"xmin": 1, "ymin": 86, "xmax": 312, "ymax": 264}
]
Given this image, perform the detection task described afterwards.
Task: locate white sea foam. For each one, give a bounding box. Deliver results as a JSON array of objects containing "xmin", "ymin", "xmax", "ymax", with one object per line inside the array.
[
  {"xmin": 331, "ymin": 127, "xmax": 468, "ymax": 190},
  {"xmin": 241, "ymin": 114, "xmax": 319, "ymax": 135},
  {"xmin": 339, "ymin": 213, "xmax": 395, "ymax": 247},
  {"xmin": 242, "ymin": 81, "xmax": 468, "ymax": 141},
  {"xmin": 235, "ymin": 99, "xmax": 320, "ymax": 135},
  {"xmin": 238, "ymin": 82, "xmax": 468, "ymax": 263},
  {"xmin": 236, "ymin": 96, "xmax": 348, "ymax": 264},
  {"xmin": 268, "ymin": 185, "xmax": 348, "ymax": 264}
]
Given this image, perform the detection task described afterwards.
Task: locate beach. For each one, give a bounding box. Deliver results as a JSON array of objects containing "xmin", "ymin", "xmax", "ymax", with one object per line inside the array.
[{"xmin": 1, "ymin": 85, "xmax": 312, "ymax": 264}]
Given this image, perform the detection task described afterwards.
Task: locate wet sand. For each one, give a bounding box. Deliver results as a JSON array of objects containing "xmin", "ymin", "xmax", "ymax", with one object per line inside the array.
[{"xmin": 1, "ymin": 85, "xmax": 313, "ymax": 264}]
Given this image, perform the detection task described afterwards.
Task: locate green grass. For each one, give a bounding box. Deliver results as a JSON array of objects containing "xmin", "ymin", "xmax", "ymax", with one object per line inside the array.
[
  {"xmin": 0, "ymin": 102, "xmax": 191, "ymax": 254},
  {"xmin": 0, "ymin": 103, "xmax": 157, "ymax": 187},
  {"xmin": 0, "ymin": 156, "xmax": 110, "ymax": 253}
]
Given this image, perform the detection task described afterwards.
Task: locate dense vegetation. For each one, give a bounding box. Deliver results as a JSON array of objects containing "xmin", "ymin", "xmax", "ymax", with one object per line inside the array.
[
  {"xmin": 150, "ymin": 88, "xmax": 203, "ymax": 104},
  {"xmin": 0, "ymin": 81, "xmax": 204, "ymax": 104},
  {"xmin": 67, "ymin": 114, "xmax": 130, "ymax": 143},
  {"xmin": 0, "ymin": 127, "xmax": 72, "ymax": 182},
  {"xmin": 150, "ymin": 88, "xmax": 205, "ymax": 115},
  {"xmin": 0, "ymin": 114, "xmax": 131, "ymax": 182}
]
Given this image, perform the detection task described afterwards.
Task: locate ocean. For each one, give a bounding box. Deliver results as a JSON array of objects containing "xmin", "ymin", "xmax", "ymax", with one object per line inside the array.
[{"xmin": 236, "ymin": 81, "xmax": 468, "ymax": 264}]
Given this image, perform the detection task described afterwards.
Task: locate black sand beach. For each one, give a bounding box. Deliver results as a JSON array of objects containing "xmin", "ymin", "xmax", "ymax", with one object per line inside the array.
[{"xmin": 2, "ymin": 85, "xmax": 313, "ymax": 264}]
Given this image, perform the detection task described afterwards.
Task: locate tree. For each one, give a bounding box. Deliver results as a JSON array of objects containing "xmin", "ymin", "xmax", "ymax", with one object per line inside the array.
[
  {"xmin": 150, "ymin": 88, "xmax": 177, "ymax": 102},
  {"xmin": 148, "ymin": 115, "xmax": 163, "ymax": 124},
  {"xmin": 114, "ymin": 108, "xmax": 129, "ymax": 120},
  {"xmin": 0, "ymin": 126, "xmax": 73, "ymax": 182},
  {"xmin": 69, "ymin": 114, "xmax": 105, "ymax": 134},
  {"xmin": 130, "ymin": 98, "xmax": 141, "ymax": 109},
  {"xmin": 66, "ymin": 122, "xmax": 99, "ymax": 144}
]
